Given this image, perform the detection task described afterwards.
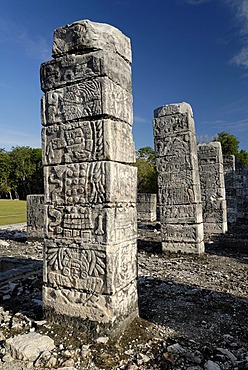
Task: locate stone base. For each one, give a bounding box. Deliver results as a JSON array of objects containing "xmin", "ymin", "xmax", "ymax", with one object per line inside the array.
[
  {"xmin": 43, "ymin": 279, "xmax": 138, "ymax": 338},
  {"xmin": 162, "ymin": 240, "xmax": 205, "ymax": 255}
]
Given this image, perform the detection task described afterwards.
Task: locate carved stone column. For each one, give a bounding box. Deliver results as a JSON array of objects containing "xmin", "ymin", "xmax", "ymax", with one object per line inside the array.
[
  {"xmin": 198, "ymin": 142, "xmax": 228, "ymax": 238},
  {"xmin": 40, "ymin": 20, "xmax": 138, "ymax": 336},
  {"xmin": 223, "ymin": 155, "xmax": 237, "ymax": 224},
  {"xmin": 153, "ymin": 103, "xmax": 205, "ymax": 254}
]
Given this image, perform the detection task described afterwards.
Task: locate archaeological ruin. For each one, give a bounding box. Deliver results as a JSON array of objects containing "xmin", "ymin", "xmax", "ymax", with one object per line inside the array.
[
  {"xmin": 40, "ymin": 20, "xmax": 138, "ymax": 336},
  {"xmin": 153, "ymin": 103, "xmax": 205, "ymax": 254},
  {"xmin": 197, "ymin": 142, "xmax": 227, "ymax": 238},
  {"xmin": 137, "ymin": 193, "xmax": 157, "ymax": 222}
]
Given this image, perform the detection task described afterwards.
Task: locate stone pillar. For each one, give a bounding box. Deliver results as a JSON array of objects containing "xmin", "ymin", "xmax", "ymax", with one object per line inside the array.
[
  {"xmin": 40, "ymin": 20, "xmax": 138, "ymax": 336},
  {"xmin": 198, "ymin": 142, "xmax": 227, "ymax": 238},
  {"xmin": 223, "ymin": 155, "xmax": 237, "ymax": 224},
  {"xmin": 153, "ymin": 102, "xmax": 204, "ymax": 254},
  {"xmin": 26, "ymin": 195, "xmax": 44, "ymax": 241},
  {"xmin": 137, "ymin": 193, "xmax": 157, "ymax": 222},
  {"xmin": 235, "ymin": 158, "xmax": 248, "ymax": 221}
]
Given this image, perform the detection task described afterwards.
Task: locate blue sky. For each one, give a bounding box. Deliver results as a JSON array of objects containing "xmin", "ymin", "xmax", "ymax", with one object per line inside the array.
[{"xmin": 0, "ymin": 0, "xmax": 248, "ymax": 152}]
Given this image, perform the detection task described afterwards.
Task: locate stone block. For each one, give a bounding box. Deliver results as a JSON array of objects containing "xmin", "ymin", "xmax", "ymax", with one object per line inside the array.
[
  {"xmin": 44, "ymin": 162, "xmax": 137, "ymax": 206},
  {"xmin": 161, "ymin": 223, "xmax": 204, "ymax": 243},
  {"xmin": 158, "ymin": 183, "xmax": 202, "ymax": 205},
  {"xmin": 44, "ymin": 204, "xmax": 137, "ymax": 244},
  {"xmin": 52, "ymin": 20, "xmax": 132, "ymax": 63},
  {"xmin": 26, "ymin": 195, "xmax": 44, "ymax": 241},
  {"xmin": 162, "ymin": 240, "xmax": 205, "ymax": 255},
  {"xmin": 41, "ymin": 50, "xmax": 131, "ymax": 93},
  {"xmin": 154, "ymin": 102, "xmax": 193, "ymax": 118},
  {"xmin": 159, "ymin": 203, "xmax": 203, "ymax": 224},
  {"xmin": 44, "ymin": 238, "xmax": 137, "ymax": 294},
  {"xmin": 43, "ymin": 279, "xmax": 138, "ymax": 327},
  {"xmin": 137, "ymin": 193, "xmax": 157, "ymax": 222},
  {"xmin": 42, "ymin": 119, "xmax": 135, "ymax": 165},
  {"xmin": 41, "ymin": 77, "xmax": 133, "ymax": 126}
]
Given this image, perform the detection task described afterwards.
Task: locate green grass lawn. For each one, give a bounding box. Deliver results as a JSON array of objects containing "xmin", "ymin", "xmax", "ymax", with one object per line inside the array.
[{"xmin": 0, "ymin": 200, "xmax": 27, "ymax": 226}]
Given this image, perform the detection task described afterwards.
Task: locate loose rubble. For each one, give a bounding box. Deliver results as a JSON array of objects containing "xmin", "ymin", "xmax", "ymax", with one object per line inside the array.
[{"xmin": 0, "ymin": 222, "xmax": 247, "ymax": 369}]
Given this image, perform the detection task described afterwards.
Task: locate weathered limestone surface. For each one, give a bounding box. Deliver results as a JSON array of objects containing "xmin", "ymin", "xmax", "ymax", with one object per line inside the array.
[
  {"xmin": 153, "ymin": 102, "xmax": 204, "ymax": 254},
  {"xmin": 52, "ymin": 20, "xmax": 132, "ymax": 63},
  {"xmin": 198, "ymin": 142, "xmax": 227, "ymax": 238},
  {"xmin": 40, "ymin": 20, "xmax": 137, "ymax": 336},
  {"xmin": 26, "ymin": 195, "xmax": 44, "ymax": 241},
  {"xmin": 137, "ymin": 193, "xmax": 157, "ymax": 222}
]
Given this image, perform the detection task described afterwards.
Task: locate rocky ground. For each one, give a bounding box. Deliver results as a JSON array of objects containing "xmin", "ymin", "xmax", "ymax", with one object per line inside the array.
[{"xmin": 0, "ymin": 222, "xmax": 247, "ymax": 370}]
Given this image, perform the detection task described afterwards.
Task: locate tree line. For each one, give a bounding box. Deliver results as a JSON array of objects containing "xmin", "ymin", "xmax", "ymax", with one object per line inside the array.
[
  {"xmin": 134, "ymin": 132, "xmax": 248, "ymax": 194},
  {"xmin": 0, "ymin": 132, "xmax": 247, "ymax": 199},
  {"xmin": 0, "ymin": 146, "xmax": 43, "ymax": 200}
]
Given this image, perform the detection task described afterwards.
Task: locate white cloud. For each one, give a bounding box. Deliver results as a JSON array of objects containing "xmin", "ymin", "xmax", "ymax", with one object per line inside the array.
[
  {"xmin": 185, "ymin": 0, "xmax": 210, "ymax": 4},
  {"xmin": 201, "ymin": 117, "xmax": 248, "ymax": 132},
  {"xmin": 0, "ymin": 17, "xmax": 51, "ymax": 61},
  {"xmin": 134, "ymin": 115, "xmax": 148, "ymax": 124},
  {"xmin": 226, "ymin": 0, "xmax": 248, "ymax": 69}
]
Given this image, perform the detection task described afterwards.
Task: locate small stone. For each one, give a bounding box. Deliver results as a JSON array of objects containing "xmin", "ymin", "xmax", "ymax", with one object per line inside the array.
[
  {"xmin": 96, "ymin": 336, "xmax": 109, "ymax": 344},
  {"xmin": 136, "ymin": 353, "xmax": 151, "ymax": 365},
  {"xmin": 5, "ymin": 332, "xmax": 55, "ymax": 361},
  {"xmin": 46, "ymin": 356, "xmax": 57, "ymax": 368},
  {"xmin": 62, "ymin": 358, "xmax": 75, "ymax": 367},
  {"xmin": 217, "ymin": 347, "xmax": 237, "ymax": 365},
  {"xmin": 0, "ymin": 240, "xmax": 9, "ymax": 247},
  {"xmin": 167, "ymin": 343, "xmax": 186, "ymax": 355},
  {"xmin": 63, "ymin": 350, "xmax": 72, "ymax": 358},
  {"xmin": 204, "ymin": 360, "xmax": 221, "ymax": 370}
]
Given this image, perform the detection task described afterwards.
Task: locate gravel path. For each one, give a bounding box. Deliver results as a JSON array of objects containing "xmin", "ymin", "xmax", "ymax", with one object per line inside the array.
[{"xmin": 0, "ymin": 222, "xmax": 247, "ymax": 369}]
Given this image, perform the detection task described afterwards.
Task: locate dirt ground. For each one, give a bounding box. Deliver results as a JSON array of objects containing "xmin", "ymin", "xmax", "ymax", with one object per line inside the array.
[{"xmin": 0, "ymin": 222, "xmax": 247, "ymax": 369}]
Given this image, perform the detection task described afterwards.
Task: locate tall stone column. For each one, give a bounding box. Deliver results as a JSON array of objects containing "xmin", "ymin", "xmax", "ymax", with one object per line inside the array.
[
  {"xmin": 198, "ymin": 142, "xmax": 227, "ymax": 238},
  {"xmin": 40, "ymin": 20, "xmax": 138, "ymax": 336},
  {"xmin": 223, "ymin": 155, "xmax": 237, "ymax": 224},
  {"xmin": 153, "ymin": 103, "xmax": 204, "ymax": 254}
]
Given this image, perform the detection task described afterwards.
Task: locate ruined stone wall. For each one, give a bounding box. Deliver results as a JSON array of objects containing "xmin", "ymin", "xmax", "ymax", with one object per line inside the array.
[
  {"xmin": 40, "ymin": 20, "xmax": 138, "ymax": 336},
  {"xmin": 153, "ymin": 103, "xmax": 204, "ymax": 254},
  {"xmin": 198, "ymin": 142, "xmax": 227, "ymax": 238},
  {"xmin": 26, "ymin": 195, "xmax": 44, "ymax": 241},
  {"xmin": 137, "ymin": 193, "xmax": 157, "ymax": 222}
]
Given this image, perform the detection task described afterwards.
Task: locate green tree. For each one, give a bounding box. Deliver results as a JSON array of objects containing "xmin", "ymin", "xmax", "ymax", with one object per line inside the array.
[
  {"xmin": 0, "ymin": 149, "xmax": 12, "ymax": 198},
  {"xmin": 134, "ymin": 146, "xmax": 157, "ymax": 193},
  {"xmin": 215, "ymin": 131, "xmax": 240, "ymax": 155},
  {"xmin": 237, "ymin": 149, "xmax": 248, "ymax": 169},
  {"xmin": 136, "ymin": 146, "xmax": 156, "ymax": 167},
  {"xmin": 9, "ymin": 146, "xmax": 43, "ymax": 199}
]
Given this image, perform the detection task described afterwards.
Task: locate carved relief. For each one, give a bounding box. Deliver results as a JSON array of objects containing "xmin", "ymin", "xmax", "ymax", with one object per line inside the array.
[
  {"xmin": 45, "ymin": 243, "xmax": 105, "ymax": 293},
  {"xmin": 162, "ymin": 223, "xmax": 204, "ymax": 243},
  {"xmin": 41, "ymin": 51, "xmax": 132, "ymax": 93},
  {"xmin": 42, "ymin": 78, "xmax": 132, "ymax": 126},
  {"xmin": 153, "ymin": 114, "xmax": 190, "ymax": 138},
  {"xmin": 42, "ymin": 119, "xmax": 135, "ymax": 165}
]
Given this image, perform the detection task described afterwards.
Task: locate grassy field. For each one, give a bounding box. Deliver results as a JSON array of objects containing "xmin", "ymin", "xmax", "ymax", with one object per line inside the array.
[{"xmin": 0, "ymin": 200, "xmax": 27, "ymax": 226}]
